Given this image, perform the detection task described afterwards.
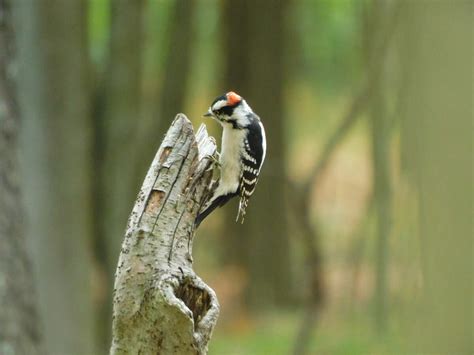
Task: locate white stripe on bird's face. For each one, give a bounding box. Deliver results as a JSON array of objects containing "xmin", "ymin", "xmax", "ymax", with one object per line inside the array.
[{"xmin": 211, "ymin": 99, "xmax": 228, "ymax": 112}]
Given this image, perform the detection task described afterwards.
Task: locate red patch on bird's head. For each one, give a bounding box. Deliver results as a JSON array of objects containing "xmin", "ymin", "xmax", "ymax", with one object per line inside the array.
[{"xmin": 226, "ymin": 91, "xmax": 242, "ymax": 106}]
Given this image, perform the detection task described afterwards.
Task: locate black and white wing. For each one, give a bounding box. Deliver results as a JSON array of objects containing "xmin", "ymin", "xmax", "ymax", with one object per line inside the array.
[{"xmin": 236, "ymin": 118, "xmax": 266, "ymax": 223}]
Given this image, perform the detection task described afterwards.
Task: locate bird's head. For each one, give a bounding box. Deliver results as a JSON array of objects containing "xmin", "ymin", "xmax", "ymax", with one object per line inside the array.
[{"xmin": 204, "ymin": 91, "xmax": 252, "ymax": 128}]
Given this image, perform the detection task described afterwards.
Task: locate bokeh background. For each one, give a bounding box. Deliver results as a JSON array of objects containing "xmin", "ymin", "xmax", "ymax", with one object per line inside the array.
[{"xmin": 1, "ymin": 0, "xmax": 472, "ymax": 354}]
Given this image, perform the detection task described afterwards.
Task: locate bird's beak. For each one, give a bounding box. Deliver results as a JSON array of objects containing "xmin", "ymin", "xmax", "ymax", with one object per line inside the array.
[{"xmin": 203, "ymin": 109, "xmax": 214, "ymax": 118}]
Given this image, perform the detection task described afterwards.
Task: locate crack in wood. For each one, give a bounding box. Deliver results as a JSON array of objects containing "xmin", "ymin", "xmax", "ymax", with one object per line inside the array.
[
  {"xmin": 149, "ymin": 133, "xmax": 193, "ymax": 236},
  {"xmin": 167, "ymin": 207, "xmax": 187, "ymax": 265},
  {"xmin": 111, "ymin": 115, "xmax": 219, "ymax": 354}
]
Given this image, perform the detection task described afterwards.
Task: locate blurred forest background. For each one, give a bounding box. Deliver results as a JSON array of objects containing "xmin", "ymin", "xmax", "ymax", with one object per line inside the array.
[{"xmin": 0, "ymin": 0, "xmax": 472, "ymax": 354}]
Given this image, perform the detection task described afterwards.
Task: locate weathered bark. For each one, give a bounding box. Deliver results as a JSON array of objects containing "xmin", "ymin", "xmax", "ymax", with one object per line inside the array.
[
  {"xmin": 111, "ymin": 115, "xmax": 219, "ymax": 354},
  {"xmin": 0, "ymin": 0, "xmax": 42, "ymax": 352},
  {"xmin": 14, "ymin": 1, "xmax": 95, "ymax": 353}
]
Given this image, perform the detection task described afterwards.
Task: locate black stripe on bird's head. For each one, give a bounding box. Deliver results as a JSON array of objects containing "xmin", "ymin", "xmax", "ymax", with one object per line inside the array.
[{"xmin": 204, "ymin": 91, "xmax": 243, "ymax": 122}]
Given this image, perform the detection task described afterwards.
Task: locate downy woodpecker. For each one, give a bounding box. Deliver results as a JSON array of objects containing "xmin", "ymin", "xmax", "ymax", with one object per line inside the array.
[{"xmin": 195, "ymin": 91, "xmax": 267, "ymax": 226}]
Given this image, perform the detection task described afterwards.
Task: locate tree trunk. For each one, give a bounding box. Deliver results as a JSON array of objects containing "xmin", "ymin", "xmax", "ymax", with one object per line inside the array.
[
  {"xmin": 370, "ymin": 79, "xmax": 391, "ymax": 333},
  {"xmin": 14, "ymin": 1, "xmax": 95, "ymax": 353},
  {"xmin": 98, "ymin": 0, "xmax": 145, "ymax": 285},
  {"xmin": 218, "ymin": 0, "xmax": 251, "ymax": 269},
  {"xmin": 220, "ymin": 0, "xmax": 292, "ymax": 308},
  {"xmin": 0, "ymin": 0, "xmax": 42, "ymax": 352},
  {"xmin": 94, "ymin": 0, "xmax": 145, "ymax": 349},
  {"xmin": 155, "ymin": 0, "xmax": 196, "ymax": 136},
  {"xmin": 136, "ymin": 0, "xmax": 196, "ymax": 179},
  {"xmin": 363, "ymin": 0, "xmax": 393, "ymax": 332},
  {"xmin": 399, "ymin": 1, "xmax": 472, "ymax": 353},
  {"xmin": 111, "ymin": 115, "xmax": 219, "ymax": 354}
]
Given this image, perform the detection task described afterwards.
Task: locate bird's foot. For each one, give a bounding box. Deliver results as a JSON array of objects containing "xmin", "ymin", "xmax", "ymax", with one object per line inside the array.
[{"xmin": 204, "ymin": 152, "xmax": 221, "ymax": 170}]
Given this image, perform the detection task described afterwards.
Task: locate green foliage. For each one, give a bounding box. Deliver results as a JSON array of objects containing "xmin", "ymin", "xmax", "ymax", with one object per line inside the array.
[
  {"xmin": 209, "ymin": 311, "xmax": 404, "ymax": 355},
  {"xmin": 142, "ymin": 0, "xmax": 175, "ymax": 81},
  {"xmin": 293, "ymin": 0, "xmax": 362, "ymax": 93},
  {"xmin": 88, "ymin": 0, "xmax": 109, "ymax": 67}
]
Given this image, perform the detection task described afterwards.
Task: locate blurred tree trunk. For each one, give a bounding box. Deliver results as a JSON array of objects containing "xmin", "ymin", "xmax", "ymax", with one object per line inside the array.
[
  {"xmin": 94, "ymin": 0, "xmax": 145, "ymax": 350},
  {"xmin": 370, "ymin": 67, "xmax": 391, "ymax": 334},
  {"xmin": 136, "ymin": 0, "xmax": 196, "ymax": 178},
  {"xmin": 99, "ymin": 0, "xmax": 144, "ymax": 282},
  {"xmin": 220, "ymin": 0, "xmax": 292, "ymax": 307},
  {"xmin": 363, "ymin": 0, "xmax": 393, "ymax": 332},
  {"xmin": 399, "ymin": 1, "xmax": 472, "ymax": 353},
  {"xmin": 155, "ymin": 0, "xmax": 195, "ymax": 136},
  {"xmin": 219, "ymin": 0, "xmax": 251, "ymax": 269},
  {"xmin": 14, "ymin": 1, "xmax": 95, "ymax": 353},
  {"xmin": 0, "ymin": 0, "xmax": 42, "ymax": 352}
]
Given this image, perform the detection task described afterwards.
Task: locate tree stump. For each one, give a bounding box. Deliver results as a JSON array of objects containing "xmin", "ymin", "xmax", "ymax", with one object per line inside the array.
[{"xmin": 110, "ymin": 114, "xmax": 219, "ymax": 354}]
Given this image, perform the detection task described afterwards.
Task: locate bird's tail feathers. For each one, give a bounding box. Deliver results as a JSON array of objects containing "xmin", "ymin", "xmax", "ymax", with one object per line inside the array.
[{"xmin": 236, "ymin": 198, "xmax": 248, "ymax": 224}]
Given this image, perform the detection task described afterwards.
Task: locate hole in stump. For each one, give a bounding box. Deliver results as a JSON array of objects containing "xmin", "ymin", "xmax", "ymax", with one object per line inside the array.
[{"xmin": 175, "ymin": 279, "xmax": 211, "ymax": 327}]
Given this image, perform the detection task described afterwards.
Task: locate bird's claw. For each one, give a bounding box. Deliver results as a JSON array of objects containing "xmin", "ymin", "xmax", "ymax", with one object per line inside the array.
[{"xmin": 204, "ymin": 153, "xmax": 221, "ymax": 170}]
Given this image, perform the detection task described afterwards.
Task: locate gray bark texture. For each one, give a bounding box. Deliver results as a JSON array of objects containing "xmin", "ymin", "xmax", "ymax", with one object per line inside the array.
[
  {"xmin": 110, "ymin": 115, "xmax": 220, "ymax": 354},
  {"xmin": 0, "ymin": 0, "xmax": 42, "ymax": 353}
]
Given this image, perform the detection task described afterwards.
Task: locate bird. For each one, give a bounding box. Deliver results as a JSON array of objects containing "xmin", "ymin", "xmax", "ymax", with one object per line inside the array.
[{"xmin": 195, "ymin": 91, "xmax": 267, "ymax": 226}]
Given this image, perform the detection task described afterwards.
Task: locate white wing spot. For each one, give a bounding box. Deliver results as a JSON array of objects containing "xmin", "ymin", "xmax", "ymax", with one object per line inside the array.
[{"xmin": 242, "ymin": 177, "xmax": 257, "ymax": 184}]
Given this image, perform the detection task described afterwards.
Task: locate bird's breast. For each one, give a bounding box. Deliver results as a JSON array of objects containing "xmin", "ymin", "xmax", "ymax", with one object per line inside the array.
[{"xmin": 218, "ymin": 127, "xmax": 246, "ymax": 193}]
